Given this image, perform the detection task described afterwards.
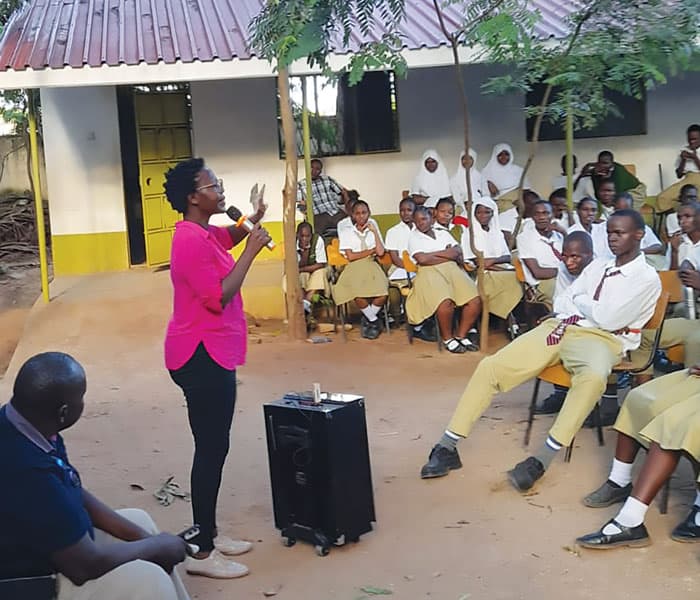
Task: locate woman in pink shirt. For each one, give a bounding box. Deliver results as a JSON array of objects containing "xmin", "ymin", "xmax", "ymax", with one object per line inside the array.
[{"xmin": 163, "ymin": 158, "xmax": 270, "ymax": 579}]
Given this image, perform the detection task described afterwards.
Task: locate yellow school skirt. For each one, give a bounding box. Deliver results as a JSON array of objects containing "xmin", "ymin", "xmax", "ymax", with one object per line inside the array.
[
  {"xmin": 332, "ymin": 257, "xmax": 388, "ymax": 305},
  {"xmin": 480, "ymin": 270, "xmax": 522, "ymax": 319},
  {"xmin": 406, "ymin": 261, "xmax": 478, "ymax": 324}
]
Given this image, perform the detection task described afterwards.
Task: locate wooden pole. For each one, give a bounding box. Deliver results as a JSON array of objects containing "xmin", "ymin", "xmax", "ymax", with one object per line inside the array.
[
  {"xmin": 28, "ymin": 90, "xmax": 49, "ymax": 303},
  {"xmin": 301, "ymin": 78, "xmax": 313, "ymax": 227},
  {"xmin": 565, "ymin": 108, "xmax": 574, "ymax": 212}
]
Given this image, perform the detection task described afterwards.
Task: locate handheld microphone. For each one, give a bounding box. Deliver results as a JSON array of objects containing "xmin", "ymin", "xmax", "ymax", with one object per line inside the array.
[{"xmin": 226, "ymin": 205, "xmax": 275, "ymax": 250}]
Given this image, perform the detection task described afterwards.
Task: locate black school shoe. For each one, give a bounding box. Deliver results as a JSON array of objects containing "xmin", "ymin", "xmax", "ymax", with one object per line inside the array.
[
  {"xmin": 412, "ymin": 325, "xmax": 437, "ymax": 343},
  {"xmin": 671, "ymin": 506, "xmax": 700, "ymax": 542},
  {"xmin": 420, "ymin": 444, "xmax": 462, "ymax": 479},
  {"xmin": 361, "ymin": 317, "xmax": 381, "ymax": 340},
  {"xmin": 576, "ymin": 519, "xmax": 650, "ymax": 549},
  {"xmin": 533, "ymin": 390, "xmax": 566, "ymax": 415},
  {"xmin": 583, "ymin": 403, "xmax": 620, "ymax": 429},
  {"xmin": 583, "ymin": 480, "xmax": 633, "ymax": 508},
  {"xmin": 507, "ymin": 456, "xmax": 545, "ymax": 492}
]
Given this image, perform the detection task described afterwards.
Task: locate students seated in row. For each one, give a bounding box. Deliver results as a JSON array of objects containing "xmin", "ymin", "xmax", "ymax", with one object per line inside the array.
[
  {"xmin": 420, "ymin": 210, "xmax": 661, "ymax": 492},
  {"xmin": 568, "ymin": 197, "xmax": 613, "ymax": 260},
  {"xmin": 334, "ymin": 200, "xmax": 389, "ymax": 340},
  {"xmin": 516, "ymin": 200, "xmax": 563, "ymax": 307},
  {"xmin": 294, "ymin": 222, "xmax": 329, "ymax": 313},
  {"xmin": 579, "ymin": 151, "xmax": 646, "ymax": 209},
  {"xmin": 549, "ymin": 188, "xmax": 578, "ymax": 233},
  {"xmin": 657, "ymin": 124, "xmax": 700, "ymax": 213},
  {"xmin": 450, "ymin": 149, "xmax": 484, "ymax": 213},
  {"xmin": 551, "ymin": 154, "xmax": 595, "ymax": 204},
  {"xmin": 482, "ymin": 143, "xmax": 530, "ymax": 204},
  {"xmin": 461, "ymin": 197, "xmax": 522, "ymax": 332},
  {"xmin": 613, "ymin": 193, "xmax": 666, "ymax": 270},
  {"xmin": 577, "ymin": 367, "xmax": 700, "ymax": 549},
  {"xmin": 406, "ymin": 206, "xmax": 482, "ymax": 353},
  {"xmin": 412, "ymin": 149, "xmax": 452, "ymax": 208},
  {"xmin": 665, "ymin": 183, "xmax": 697, "ymax": 236}
]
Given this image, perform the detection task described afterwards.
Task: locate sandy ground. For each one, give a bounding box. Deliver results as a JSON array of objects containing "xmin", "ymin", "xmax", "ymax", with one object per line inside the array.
[{"xmin": 1, "ymin": 269, "xmax": 699, "ymax": 599}]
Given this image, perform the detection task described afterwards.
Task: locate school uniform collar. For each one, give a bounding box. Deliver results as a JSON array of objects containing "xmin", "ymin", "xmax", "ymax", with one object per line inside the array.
[
  {"xmin": 602, "ymin": 252, "xmax": 647, "ymax": 277},
  {"xmin": 4, "ymin": 402, "xmax": 54, "ymax": 453},
  {"xmin": 433, "ymin": 222, "xmax": 451, "ymax": 232},
  {"xmin": 682, "ymin": 233, "xmax": 700, "ymax": 247}
]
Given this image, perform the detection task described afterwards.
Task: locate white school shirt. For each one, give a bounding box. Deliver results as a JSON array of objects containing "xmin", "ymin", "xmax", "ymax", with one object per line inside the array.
[
  {"xmin": 552, "ymin": 212, "xmax": 580, "ymax": 231},
  {"xmin": 461, "ymin": 224, "xmax": 510, "ymax": 260},
  {"xmin": 408, "ymin": 228, "xmax": 458, "ymax": 261},
  {"xmin": 553, "ymin": 263, "xmax": 579, "ymax": 302},
  {"xmin": 297, "ymin": 236, "xmax": 327, "ymax": 264},
  {"xmin": 499, "ymin": 209, "xmax": 535, "ymax": 235},
  {"xmin": 385, "ymin": 221, "xmax": 414, "ymax": 280},
  {"xmin": 567, "ymin": 222, "xmax": 614, "ymax": 260},
  {"xmin": 640, "ymin": 226, "xmax": 662, "ymax": 251},
  {"xmin": 553, "ymin": 254, "xmax": 661, "ymax": 354},
  {"xmin": 516, "ymin": 228, "xmax": 564, "ymax": 286},
  {"xmin": 338, "ymin": 223, "xmax": 383, "ymax": 254},
  {"xmin": 667, "ymin": 212, "xmax": 681, "ymax": 236},
  {"xmin": 675, "ymin": 146, "xmax": 700, "ymax": 175},
  {"xmin": 678, "ymin": 234, "xmax": 700, "ymax": 268}
]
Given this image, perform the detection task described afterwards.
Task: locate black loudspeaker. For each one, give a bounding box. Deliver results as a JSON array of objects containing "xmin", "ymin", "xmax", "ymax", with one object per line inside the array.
[{"xmin": 263, "ymin": 393, "xmax": 376, "ymax": 556}]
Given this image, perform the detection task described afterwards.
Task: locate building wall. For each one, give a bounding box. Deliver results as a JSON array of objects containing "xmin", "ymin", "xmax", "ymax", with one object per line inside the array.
[{"xmin": 41, "ymin": 86, "xmax": 129, "ymax": 275}]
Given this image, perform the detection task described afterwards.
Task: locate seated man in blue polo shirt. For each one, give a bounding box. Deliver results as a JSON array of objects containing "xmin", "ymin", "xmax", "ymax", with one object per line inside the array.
[{"xmin": 0, "ymin": 352, "xmax": 191, "ymax": 600}]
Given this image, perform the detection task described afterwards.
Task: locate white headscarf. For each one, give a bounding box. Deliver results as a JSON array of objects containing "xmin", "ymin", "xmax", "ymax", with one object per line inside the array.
[
  {"xmin": 450, "ymin": 149, "xmax": 483, "ymax": 212},
  {"xmin": 411, "ymin": 149, "xmax": 452, "ymax": 207},
  {"xmin": 481, "ymin": 143, "xmax": 527, "ymax": 197},
  {"xmin": 461, "ymin": 196, "xmax": 510, "ymax": 259}
]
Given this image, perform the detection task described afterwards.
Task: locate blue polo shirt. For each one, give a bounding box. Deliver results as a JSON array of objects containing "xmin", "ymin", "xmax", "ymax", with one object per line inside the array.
[{"xmin": 0, "ymin": 404, "xmax": 93, "ymax": 578}]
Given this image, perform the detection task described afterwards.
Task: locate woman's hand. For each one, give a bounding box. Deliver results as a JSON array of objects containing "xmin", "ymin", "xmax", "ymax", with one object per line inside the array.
[
  {"xmin": 689, "ymin": 364, "xmax": 700, "ymax": 377},
  {"xmin": 243, "ymin": 223, "xmax": 272, "ymax": 257},
  {"xmin": 250, "ymin": 183, "xmax": 268, "ymax": 221}
]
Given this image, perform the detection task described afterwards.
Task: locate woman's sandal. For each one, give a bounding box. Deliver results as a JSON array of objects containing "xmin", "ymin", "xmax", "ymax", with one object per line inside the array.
[
  {"xmin": 444, "ymin": 338, "xmax": 467, "ymax": 353},
  {"xmin": 459, "ymin": 338, "xmax": 479, "ymax": 352}
]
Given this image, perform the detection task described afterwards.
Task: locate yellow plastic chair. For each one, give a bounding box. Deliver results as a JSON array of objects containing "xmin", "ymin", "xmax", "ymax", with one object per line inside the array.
[
  {"xmin": 658, "ymin": 270, "xmax": 685, "ymax": 364},
  {"xmin": 524, "ymin": 291, "xmax": 670, "ymax": 462}
]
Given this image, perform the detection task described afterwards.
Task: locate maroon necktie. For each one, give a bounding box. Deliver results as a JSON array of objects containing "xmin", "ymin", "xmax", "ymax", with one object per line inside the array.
[
  {"xmin": 546, "ymin": 315, "xmax": 583, "ymax": 346},
  {"xmin": 593, "ymin": 268, "xmax": 622, "ymax": 301},
  {"xmin": 544, "ymin": 239, "xmax": 563, "ymax": 261}
]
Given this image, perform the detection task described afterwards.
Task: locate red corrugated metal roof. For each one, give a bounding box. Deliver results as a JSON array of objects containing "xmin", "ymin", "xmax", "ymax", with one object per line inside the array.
[{"xmin": 0, "ymin": 0, "xmax": 580, "ymax": 72}]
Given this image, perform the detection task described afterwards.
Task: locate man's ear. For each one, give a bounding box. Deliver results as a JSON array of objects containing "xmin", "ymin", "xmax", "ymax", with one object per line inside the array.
[
  {"xmin": 635, "ymin": 227, "xmax": 645, "ymax": 242},
  {"xmin": 57, "ymin": 404, "xmax": 69, "ymax": 425}
]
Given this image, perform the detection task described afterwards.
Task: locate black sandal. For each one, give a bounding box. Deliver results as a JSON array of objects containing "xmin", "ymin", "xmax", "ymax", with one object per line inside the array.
[{"xmin": 444, "ymin": 338, "xmax": 467, "ymax": 354}]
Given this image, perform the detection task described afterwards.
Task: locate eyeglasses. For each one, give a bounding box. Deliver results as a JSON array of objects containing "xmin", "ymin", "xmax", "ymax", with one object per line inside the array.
[{"xmin": 196, "ymin": 178, "xmax": 224, "ymax": 193}]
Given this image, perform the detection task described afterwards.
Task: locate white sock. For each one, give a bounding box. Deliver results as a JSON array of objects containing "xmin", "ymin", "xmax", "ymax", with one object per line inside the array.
[
  {"xmin": 605, "ymin": 496, "xmax": 648, "ymax": 533},
  {"xmin": 694, "ymin": 490, "xmax": 700, "ymax": 508},
  {"xmin": 303, "ymin": 299, "xmax": 312, "ymax": 313},
  {"xmin": 608, "ymin": 458, "xmax": 634, "ymax": 487},
  {"xmin": 361, "ymin": 306, "xmax": 378, "ymax": 321}
]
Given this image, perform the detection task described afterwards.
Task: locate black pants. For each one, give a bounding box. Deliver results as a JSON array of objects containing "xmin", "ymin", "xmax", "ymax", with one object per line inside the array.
[{"xmin": 170, "ymin": 343, "xmax": 236, "ymax": 552}]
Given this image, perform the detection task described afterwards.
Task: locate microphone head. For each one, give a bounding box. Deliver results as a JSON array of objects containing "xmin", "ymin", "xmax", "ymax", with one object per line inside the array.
[{"xmin": 225, "ymin": 205, "xmax": 243, "ymax": 221}]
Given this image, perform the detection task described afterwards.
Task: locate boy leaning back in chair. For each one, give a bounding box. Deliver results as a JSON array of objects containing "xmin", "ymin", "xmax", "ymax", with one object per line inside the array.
[{"xmin": 420, "ymin": 210, "xmax": 661, "ymax": 493}]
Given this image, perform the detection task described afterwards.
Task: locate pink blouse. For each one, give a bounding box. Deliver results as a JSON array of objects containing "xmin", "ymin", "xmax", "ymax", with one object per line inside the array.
[{"xmin": 164, "ymin": 221, "xmax": 247, "ymax": 371}]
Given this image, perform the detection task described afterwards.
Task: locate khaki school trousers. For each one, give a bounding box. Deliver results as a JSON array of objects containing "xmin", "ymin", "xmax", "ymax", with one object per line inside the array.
[
  {"xmin": 57, "ymin": 509, "xmax": 190, "ymax": 600},
  {"xmin": 448, "ymin": 319, "xmax": 623, "ymax": 447},
  {"xmin": 633, "ymin": 317, "xmax": 700, "ymax": 373}
]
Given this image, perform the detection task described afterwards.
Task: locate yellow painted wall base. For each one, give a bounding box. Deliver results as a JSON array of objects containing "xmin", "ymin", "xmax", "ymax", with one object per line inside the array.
[{"xmin": 52, "ymin": 231, "xmax": 130, "ymax": 275}]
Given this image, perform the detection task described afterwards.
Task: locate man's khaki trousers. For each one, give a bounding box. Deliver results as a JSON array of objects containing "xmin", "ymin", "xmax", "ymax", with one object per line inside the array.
[
  {"xmin": 448, "ymin": 319, "xmax": 623, "ymax": 447},
  {"xmin": 57, "ymin": 509, "xmax": 190, "ymax": 600}
]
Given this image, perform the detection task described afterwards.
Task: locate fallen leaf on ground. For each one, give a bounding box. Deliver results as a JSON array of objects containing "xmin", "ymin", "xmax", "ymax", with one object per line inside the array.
[
  {"xmin": 562, "ymin": 545, "xmax": 581, "ymax": 557},
  {"xmin": 129, "ymin": 483, "xmax": 144, "ymax": 491},
  {"xmin": 360, "ymin": 586, "xmax": 393, "ymax": 595}
]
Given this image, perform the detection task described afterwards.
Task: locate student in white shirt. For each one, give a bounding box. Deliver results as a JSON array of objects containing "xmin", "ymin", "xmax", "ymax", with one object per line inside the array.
[
  {"xmin": 657, "ymin": 124, "xmax": 700, "ymax": 213},
  {"xmin": 420, "ymin": 210, "xmax": 661, "ymax": 493},
  {"xmin": 516, "ymin": 200, "xmax": 564, "ymax": 307},
  {"xmin": 286, "ymin": 222, "xmax": 328, "ymax": 314},
  {"xmin": 336, "ymin": 190, "xmax": 379, "ymax": 236},
  {"xmin": 568, "ymin": 197, "xmax": 614, "ymax": 260},
  {"xmin": 670, "ymin": 201, "xmax": 700, "ymax": 270},
  {"xmin": 548, "ymin": 188, "xmax": 579, "ymax": 234},
  {"xmin": 498, "ymin": 189, "xmax": 538, "ymax": 239},
  {"xmin": 461, "ymin": 197, "xmax": 522, "ymax": 327},
  {"xmin": 450, "ymin": 149, "xmax": 484, "ymax": 213},
  {"xmin": 385, "ymin": 197, "xmax": 416, "ymax": 283},
  {"xmin": 596, "ymin": 179, "xmax": 617, "ymax": 220},
  {"xmin": 481, "ymin": 142, "xmax": 530, "ymax": 201},
  {"xmin": 333, "ymin": 200, "xmax": 389, "ymax": 340},
  {"xmin": 613, "ymin": 193, "xmax": 666, "ymax": 270},
  {"xmin": 406, "ymin": 206, "xmax": 482, "ymax": 353},
  {"xmin": 664, "ymin": 183, "xmax": 697, "ymax": 237},
  {"xmin": 411, "ymin": 149, "xmax": 452, "ymax": 208}
]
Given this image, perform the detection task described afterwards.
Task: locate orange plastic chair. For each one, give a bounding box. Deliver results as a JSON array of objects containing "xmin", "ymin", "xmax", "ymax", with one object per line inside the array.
[
  {"xmin": 524, "ymin": 291, "xmax": 670, "ymax": 462},
  {"xmin": 658, "ymin": 270, "xmax": 685, "ymax": 363}
]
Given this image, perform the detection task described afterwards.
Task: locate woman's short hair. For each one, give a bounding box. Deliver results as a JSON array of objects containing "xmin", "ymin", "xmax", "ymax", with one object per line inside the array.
[{"xmin": 164, "ymin": 157, "xmax": 205, "ymax": 214}]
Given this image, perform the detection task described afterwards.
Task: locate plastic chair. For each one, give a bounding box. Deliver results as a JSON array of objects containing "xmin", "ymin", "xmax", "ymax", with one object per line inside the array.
[
  {"xmin": 402, "ymin": 250, "xmax": 441, "ymax": 352},
  {"xmin": 524, "ymin": 291, "xmax": 670, "ymax": 462}
]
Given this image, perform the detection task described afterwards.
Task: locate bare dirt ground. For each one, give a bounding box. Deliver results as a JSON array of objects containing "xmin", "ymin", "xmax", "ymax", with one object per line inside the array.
[{"xmin": 1, "ymin": 269, "xmax": 699, "ymax": 600}]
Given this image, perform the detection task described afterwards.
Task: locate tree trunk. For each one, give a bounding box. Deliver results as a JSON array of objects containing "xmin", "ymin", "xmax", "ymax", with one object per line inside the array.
[{"xmin": 278, "ymin": 68, "xmax": 307, "ymax": 341}]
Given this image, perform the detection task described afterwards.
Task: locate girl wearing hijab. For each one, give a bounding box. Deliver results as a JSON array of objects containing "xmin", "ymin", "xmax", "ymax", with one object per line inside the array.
[
  {"xmin": 412, "ymin": 149, "xmax": 452, "ymax": 208},
  {"xmin": 481, "ymin": 143, "xmax": 531, "ymax": 211},
  {"xmin": 460, "ymin": 197, "xmax": 522, "ymax": 333},
  {"xmin": 450, "ymin": 149, "xmax": 484, "ymax": 213}
]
